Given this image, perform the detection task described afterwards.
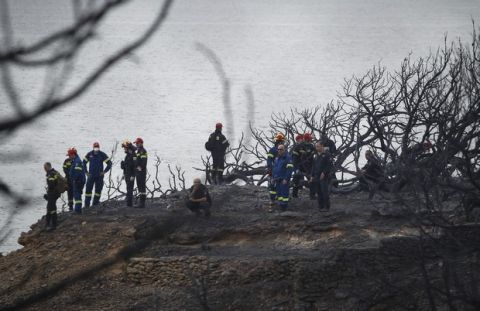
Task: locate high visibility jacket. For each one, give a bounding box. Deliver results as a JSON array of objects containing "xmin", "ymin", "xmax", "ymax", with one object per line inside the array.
[
  {"xmin": 291, "ymin": 142, "xmax": 306, "ymax": 168},
  {"xmin": 63, "ymin": 158, "xmax": 73, "ymax": 179},
  {"xmin": 267, "ymin": 143, "xmax": 283, "ymax": 169},
  {"xmin": 69, "ymin": 155, "xmax": 86, "ymax": 183},
  {"xmin": 272, "ymin": 153, "xmax": 294, "ymax": 180},
  {"xmin": 136, "ymin": 147, "xmax": 148, "ymax": 171},
  {"xmin": 83, "ymin": 150, "xmax": 112, "ymax": 177},
  {"xmin": 46, "ymin": 168, "xmax": 59, "ymax": 195}
]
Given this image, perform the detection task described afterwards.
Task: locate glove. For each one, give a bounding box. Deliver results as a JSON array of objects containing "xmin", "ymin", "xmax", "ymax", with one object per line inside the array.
[{"xmin": 43, "ymin": 194, "xmax": 48, "ymax": 201}]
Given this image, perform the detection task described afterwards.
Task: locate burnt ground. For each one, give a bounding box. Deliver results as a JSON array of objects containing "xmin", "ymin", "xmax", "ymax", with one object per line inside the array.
[{"xmin": 0, "ymin": 184, "xmax": 478, "ymax": 311}]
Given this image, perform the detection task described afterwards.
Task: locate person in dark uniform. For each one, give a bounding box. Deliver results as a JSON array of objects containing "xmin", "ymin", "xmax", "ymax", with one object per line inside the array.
[
  {"xmin": 68, "ymin": 147, "xmax": 86, "ymax": 214},
  {"xmin": 320, "ymin": 133, "xmax": 338, "ymax": 187},
  {"xmin": 310, "ymin": 141, "xmax": 334, "ymax": 211},
  {"xmin": 44, "ymin": 162, "xmax": 60, "ymax": 231},
  {"xmin": 360, "ymin": 150, "xmax": 386, "ymax": 198},
  {"xmin": 83, "ymin": 142, "xmax": 112, "ymax": 207},
  {"xmin": 205, "ymin": 123, "xmax": 230, "ymax": 185},
  {"xmin": 121, "ymin": 140, "xmax": 136, "ymax": 207},
  {"xmin": 186, "ymin": 178, "xmax": 212, "ymax": 217},
  {"xmin": 62, "ymin": 156, "xmax": 74, "ymax": 211},
  {"xmin": 302, "ymin": 133, "xmax": 316, "ymax": 199},
  {"xmin": 134, "ymin": 137, "xmax": 148, "ymax": 208},
  {"xmin": 266, "ymin": 133, "xmax": 286, "ymax": 209},
  {"xmin": 291, "ymin": 134, "xmax": 305, "ymax": 198}
]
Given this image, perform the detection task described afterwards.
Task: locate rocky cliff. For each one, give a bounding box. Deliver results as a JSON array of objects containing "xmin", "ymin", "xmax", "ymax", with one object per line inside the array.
[{"xmin": 1, "ymin": 185, "xmax": 479, "ymax": 310}]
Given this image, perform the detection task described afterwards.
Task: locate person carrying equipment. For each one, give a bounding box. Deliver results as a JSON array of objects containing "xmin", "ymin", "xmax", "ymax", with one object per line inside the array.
[
  {"xmin": 134, "ymin": 137, "xmax": 148, "ymax": 208},
  {"xmin": 43, "ymin": 162, "xmax": 61, "ymax": 230},
  {"xmin": 62, "ymin": 156, "xmax": 74, "ymax": 211},
  {"xmin": 205, "ymin": 123, "xmax": 230, "ymax": 185},
  {"xmin": 121, "ymin": 140, "xmax": 136, "ymax": 207},
  {"xmin": 67, "ymin": 147, "xmax": 86, "ymax": 214},
  {"xmin": 272, "ymin": 144, "xmax": 294, "ymax": 211},
  {"xmin": 266, "ymin": 133, "xmax": 286, "ymax": 208},
  {"xmin": 83, "ymin": 142, "xmax": 112, "ymax": 207}
]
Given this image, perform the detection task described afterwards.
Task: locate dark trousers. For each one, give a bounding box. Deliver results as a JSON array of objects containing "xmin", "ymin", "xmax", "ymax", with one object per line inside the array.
[
  {"xmin": 211, "ymin": 155, "xmax": 225, "ymax": 185},
  {"xmin": 186, "ymin": 201, "xmax": 211, "ymax": 216},
  {"xmin": 315, "ymin": 179, "xmax": 330, "ymax": 210},
  {"xmin": 66, "ymin": 180, "xmax": 74, "ymax": 210},
  {"xmin": 136, "ymin": 171, "xmax": 147, "ymax": 208},
  {"xmin": 85, "ymin": 175, "xmax": 104, "ymax": 207},
  {"xmin": 73, "ymin": 181, "xmax": 84, "ymax": 214},
  {"xmin": 125, "ymin": 176, "xmax": 135, "ymax": 206},
  {"xmin": 46, "ymin": 194, "xmax": 59, "ymax": 228}
]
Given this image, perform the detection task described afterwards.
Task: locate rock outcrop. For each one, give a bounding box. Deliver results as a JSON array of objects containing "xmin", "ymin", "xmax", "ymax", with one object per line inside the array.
[{"xmin": 0, "ymin": 184, "xmax": 479, "ymax": 310}]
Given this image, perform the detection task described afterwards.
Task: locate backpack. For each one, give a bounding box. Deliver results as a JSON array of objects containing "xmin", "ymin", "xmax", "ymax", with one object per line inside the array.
[
  {"xmin": 55, "ymin": 172, "xmax": 69, "ymax": 194},
  {"xmin": 205, "ymin": 140, "xmax": 213, "ymax": 152}
]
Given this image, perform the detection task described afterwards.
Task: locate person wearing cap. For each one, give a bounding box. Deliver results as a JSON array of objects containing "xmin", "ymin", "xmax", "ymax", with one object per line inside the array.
[
  {"xmin": 205, "ymin": 123, "xmax": 229, "ymax": 185},
  {"xmin": 83, "ymin": 142, "xmax": 112, "ymax": 207},
  {"xmin": 272, "ymin": 144, "xmax": 294, "ymax": 211},
  {"xmin": 291, "ymin": 134, "xmax": 305, "ymax": 198},
  {"xmin": 67, "ymin": 147, "xmax": 86, "ymax": 214},
  {"xmin": 120, "ymin": 140, "xmax": 136, "ymax": 207},
  {"xmin": 266, "ymin": 133, "xmax": 285, "ymax": 208},
  {"xmin": 62, "ymin": 155, "xmax": 74, "ymax": 211},
  {"xmin": 134, "ymin": 137, "xmax": 148, "ymax": 208}
]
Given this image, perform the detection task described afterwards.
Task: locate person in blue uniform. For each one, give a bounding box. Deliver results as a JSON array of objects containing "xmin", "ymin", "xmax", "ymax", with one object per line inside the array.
[
  {"xmin": 272, "ymin": 144, "xmax": 294, "ymax": 211},
  {"xmin": 68, "ymin": 147, "xmax": 86, "ymax": 214},
  {"xmin": 83, "ymin": 142, "xmax": 112, "ymax": 207}
]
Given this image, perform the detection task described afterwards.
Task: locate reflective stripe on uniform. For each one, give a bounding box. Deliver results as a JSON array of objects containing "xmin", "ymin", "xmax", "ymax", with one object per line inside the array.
[
  {"xmin": 74, "ymin": 200, "xmax": 82, "ymax": 204},
  {"xmin": 83, "ymin": 157, "xmax": 89, "ymax": 162},
  {"xmin": 75, "ymin": 166, "xmax": 83, "ymax": 171},
  {"xmin": 49, "ymin": 210, "xmax": 57, "ymax": 215},
  {"xmin": 276, "ymin": 197, "xmax": 289, "ymax": 202},
  {"xmin": 104, "ymin": 158, "xmax": 111, "ymax": 163},
  {"xmin": 286, "ymin": 164, "xmax": 294, "ymax": 168},
  {"xmin": 269, "ymin": 191, "xmax": 277, "ymax": 195},
  {"xmin": 85, "ymin": 193, "xmax": 92, "ymax": 197},
  {"xmin": 222, "ymin": 140, "xmax": 228, "ymax": 144},
  {"xmin": 140, "ymin": 155, "xmax": 147, "ymax": 159},
  {"xmin": 94, "ymin": 193, "xmax": 101, "ymax": 197},
  {"xmin": 267, "ymin": 153, "xmax": 274, "ymax": 158}
]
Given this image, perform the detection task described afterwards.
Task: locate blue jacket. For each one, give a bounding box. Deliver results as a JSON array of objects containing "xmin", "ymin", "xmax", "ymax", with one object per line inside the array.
[
  {"xmin": 272, "ymin": 153, "xmax": 294, "ymax": 180},
  {"xmin": 267, "ymin": 144, "xmax": 281, "ymax": 169},
  {"xmin": 83, "ymin": 150, "xmax": 112, "ymax": 177},
  {"xmin": 69, "ymin": 155, "xmax": 86, "ymax": 183}
]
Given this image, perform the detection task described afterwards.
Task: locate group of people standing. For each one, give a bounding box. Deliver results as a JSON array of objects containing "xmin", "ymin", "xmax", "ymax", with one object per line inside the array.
[
  {"xmin": 266, "ymin": 132, "xmax": 336, "ymax": 212},
  {"xmin": 43, "ymin": 138, "xmax": 148, "ymax": 230}
]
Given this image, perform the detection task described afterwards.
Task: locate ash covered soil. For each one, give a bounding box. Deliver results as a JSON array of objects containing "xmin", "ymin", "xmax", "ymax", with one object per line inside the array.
[{"xmin": 1, "ymin": 185, "xmax": 478, "ymax": 311}]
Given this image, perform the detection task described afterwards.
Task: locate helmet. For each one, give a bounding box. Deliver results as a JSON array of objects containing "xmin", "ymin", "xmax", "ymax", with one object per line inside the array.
[
  {"xmin": 216, "ymin": 122, "xmax": 223, "ymax": 129},
  {"xmin": 66, "ymin": 147, "xmax": 77, "ymax": 157},
  {"xmin": 134, "ymin": 137, "xmax": 144, "ymax": 145},
  {"xmin": 274, "ymin": 133, "xmax": 285, "ymax": 142},
  {"xmin": 303, "ymin": 132, "xmax": 313, "ymax": 142},
  {"xmin": 295, "ymin": 134, "xmax": 304, "ymax": 142},
  {"xmin": 93, "ymin": 142, "xmax": 100, "ymax": 148},
  {"xmin": 121, "ymin": 140, "xmax": 132, "ymax": 148}
]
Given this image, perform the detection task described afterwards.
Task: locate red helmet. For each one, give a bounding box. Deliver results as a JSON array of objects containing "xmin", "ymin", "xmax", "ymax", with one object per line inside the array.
[
  {"xmin": 216, "ymin": 122, "xmax": 223, "ymax": 129},
  {"xmin": 67, "ymin": 147, "xmax": 77, "ymax": 157},
  {"xmin": 295, "ymin": 134, "xmax": 304, "ymax": 142},
  {"xmin": 135, "ymin": 137, "xmax": 144, "ymax": 145},
  {"xmin": 93, "ymin": 142, "xmax": 100, "ymax": 148},
  {"xmin": 303, "ymin": 133, "xmax": 313, "ymax": 142}
]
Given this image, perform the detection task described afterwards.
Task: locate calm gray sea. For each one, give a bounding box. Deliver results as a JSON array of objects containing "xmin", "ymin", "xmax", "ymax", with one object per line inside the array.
[{"xmin": 1, "ymin": 0, "xmax": 479, "ymax": 253}]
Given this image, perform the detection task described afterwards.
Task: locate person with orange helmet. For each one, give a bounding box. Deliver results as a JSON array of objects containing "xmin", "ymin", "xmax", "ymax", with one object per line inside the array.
[
  {"xmin": 120, "ymin": 140, "xmax": 136, "ymax": 207},
  {"xmin": 134, "ymin": 137, "xmax": 148, "ymax": 208},
  {"xmin": 83, "ymin": 142, "xmax": 112, "ymax": 207},
  {"xmin": 204, "ymin": 123, "xmax": 230, "ymax": 185},
  {"xmin": 67, "ymin": 147, "xmax": 86, "ymax": 214},
  {"xmin": 266, "ymin": 133, "xmax": 286, "ymax": 208}
]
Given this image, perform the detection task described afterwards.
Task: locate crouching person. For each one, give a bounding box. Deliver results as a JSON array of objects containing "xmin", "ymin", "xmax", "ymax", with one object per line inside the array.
[{"xmin": 186, "ymin": 178, "xmax": 212, "ymax": 217}]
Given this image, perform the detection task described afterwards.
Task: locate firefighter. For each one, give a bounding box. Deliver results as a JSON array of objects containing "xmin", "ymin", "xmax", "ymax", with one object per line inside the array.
[
  {"xmin": 272, "ymin": 144, "xmax": 294, "ymax": 211},
  {"xmin": 62, "ymin": 155, "xmax": 74, "ymax": 211},
  {"xmin": 205, "ymin": 123, "xmax": 230, "ymax": 185},
  {"xmin": 134, "ymin": 137, "xmax": 148, "ymax": 208},
  {"xmin": 83, "ymin": 142, "xmax": 112, "ymax": 207},
  {"xmin": 43, "ymin": 162, "xmax": 60, "ymax": 231},
  {"xmin": 303, "ymin": 133, "xmax": 316, "ymax": 199},
  {"xmin": 68, "ymin": 147, "xmax": 86, "ymax": 214},
  {"xmin": 291, "ymin": 134, "xmax": 305, "ymax": 198},
  {"xmin": 266, "ymin": 133, "xmax": 286, "ymax": 209},
  {"xmin": 121, "ymin": 140, "xmax": 136, "ymax": 207},
  {"xmin": 310, "ymin": 141, "xmax": 334, "ymax": 211}
]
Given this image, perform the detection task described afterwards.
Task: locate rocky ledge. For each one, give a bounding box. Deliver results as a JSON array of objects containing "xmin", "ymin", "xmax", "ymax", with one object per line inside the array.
[{"xmin": 1, "ymin": 184, "xmax": 479, "ymax": 310}]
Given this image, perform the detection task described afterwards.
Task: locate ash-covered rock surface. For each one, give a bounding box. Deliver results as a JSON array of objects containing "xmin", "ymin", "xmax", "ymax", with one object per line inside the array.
[{"xmin": 1, "ymin": 184, "xmax": 479, "ymax": 310}]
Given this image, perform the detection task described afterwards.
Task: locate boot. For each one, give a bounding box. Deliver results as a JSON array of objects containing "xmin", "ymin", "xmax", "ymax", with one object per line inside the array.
[
  {"xmin": 217, "ymin": 173, "xmax": 224, "ymax": 185},
  {"xmin": 51, "ymin": 213, "xmax": 58, "ymax": 230},
  {"xmin": 211, "ymin": 171, "xmax": 218, "ymax": 185},
  {"xmin": 137, "ymin": 196, "xmax": 146, "ymax": 208},
  {"xmin": 292, "ymin": 187, "xmax": 299, "ymax": 198},
  {"xmin": 45, "ymin": 214, "xmax": 51, "ymax": 229}
]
